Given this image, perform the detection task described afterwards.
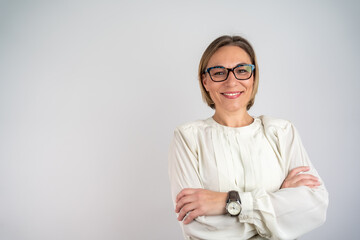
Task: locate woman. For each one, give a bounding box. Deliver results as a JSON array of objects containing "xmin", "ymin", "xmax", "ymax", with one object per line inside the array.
[{"xmin": 168, "ymin": 35, "xmax": 328, "ymax": 240}]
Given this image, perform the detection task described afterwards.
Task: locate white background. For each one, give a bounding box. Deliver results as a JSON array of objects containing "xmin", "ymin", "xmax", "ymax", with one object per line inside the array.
[{"xmin": 1, "ymin": 0, "xmax": 359, "ymax": 239}]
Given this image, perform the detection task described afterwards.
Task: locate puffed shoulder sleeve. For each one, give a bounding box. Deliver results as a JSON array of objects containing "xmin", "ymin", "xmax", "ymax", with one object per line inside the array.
[
  {"xmin": 168, "ymin": 127, "xmax": 203, "ymax": 206},
  {"xmin": 238, "ymin": 117, "xmax": 329, "ymax": 239}
]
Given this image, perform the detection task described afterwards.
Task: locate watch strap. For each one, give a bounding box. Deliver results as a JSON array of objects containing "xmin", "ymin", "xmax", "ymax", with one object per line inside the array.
[{"xmin": 227, "ymin": 190, "xmax": 241, "ymax": 203}]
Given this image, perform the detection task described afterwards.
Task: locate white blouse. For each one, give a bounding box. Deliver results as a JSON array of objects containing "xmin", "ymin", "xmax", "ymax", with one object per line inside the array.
[{"xmin": 168, "ymin": 116, "xmax": 328, "ymax": 240}]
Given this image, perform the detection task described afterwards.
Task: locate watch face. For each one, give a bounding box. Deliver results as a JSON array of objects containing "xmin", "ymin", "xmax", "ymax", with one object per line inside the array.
[{"xmin": 227, "ymin": 202, "xmax": 241, "ymax": 215}]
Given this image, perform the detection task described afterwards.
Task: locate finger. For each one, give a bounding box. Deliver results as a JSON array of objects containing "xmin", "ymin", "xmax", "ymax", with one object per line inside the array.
[
  {"xmin": 176, "ymin": 188, "xmax": 198, "ymax": 203},
  {"xmin": 281, "ymin": 174, "xmax": 318, "ymax": 189},
  {"xmin": 177, "ymin": 202, "xmax": 197, "ymax": 221},
  {"xmin": 287, "ymin": 166, "xmax": 310, "ymax": 178},
  {"xmin": 309, "ymin": 182, "xmax": 322, "ymax": 188},
  {"xmin": 175, "ymin": 195, "xmax": 197, "ymax": 213},
  {"xmin": 183, "ymin": 209, "xmax": 202, "ymax": 225},
  {"xmin": 292, "ymin": 174, "xmax": 318, "ymax": 184},
  {"xmin": 282, "ymin": 178, "xmax": 320, "ymax": 189},
  {"xmin": 295, "ymin": 179, "xmax": 320, "ymax": 188}
]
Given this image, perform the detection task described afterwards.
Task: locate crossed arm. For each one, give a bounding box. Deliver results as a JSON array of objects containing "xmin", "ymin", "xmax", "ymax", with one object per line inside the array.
[
  {"xmin": 175, "ymin": 166, "xmax": 321, "ymax": 224},
  {"xmin": 169, "ymin": 122, "xmax": 328, "ymax": 239}
]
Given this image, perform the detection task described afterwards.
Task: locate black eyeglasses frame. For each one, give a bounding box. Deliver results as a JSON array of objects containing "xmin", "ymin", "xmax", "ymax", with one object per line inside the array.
[{"xmin": 204, "ymin": 64, "xmax": 255, "ymax": 82}]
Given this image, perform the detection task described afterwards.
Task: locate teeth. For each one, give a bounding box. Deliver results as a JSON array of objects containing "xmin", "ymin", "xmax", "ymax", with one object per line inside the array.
[{"xmin": 223, "ymin": 92, "xmax": 240, "ymax": 96}]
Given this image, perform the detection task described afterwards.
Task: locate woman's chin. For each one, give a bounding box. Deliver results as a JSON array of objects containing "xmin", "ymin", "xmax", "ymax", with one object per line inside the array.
[{"xmin": 216, "ymin": 104, "xmax": 247, "ymax": 113}]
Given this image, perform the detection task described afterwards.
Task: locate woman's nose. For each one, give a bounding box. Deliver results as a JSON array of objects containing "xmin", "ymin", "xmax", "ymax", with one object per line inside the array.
[{"xmin": 225, "ymin": 70, "xmax": 238, "ymax": 86}]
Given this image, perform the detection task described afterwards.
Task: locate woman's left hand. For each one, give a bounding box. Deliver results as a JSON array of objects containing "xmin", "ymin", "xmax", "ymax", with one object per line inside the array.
[
  {"xmin": 280, "ymin": 166, "xmax": 321, "ymax": 189},
  {"xmin": 175, "ymin": 188, "xmax": 227, "ymax": 224}
]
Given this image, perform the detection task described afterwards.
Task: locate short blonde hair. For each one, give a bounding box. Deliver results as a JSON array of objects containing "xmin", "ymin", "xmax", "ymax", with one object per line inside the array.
[{"xmin": 198, "ymin": 35, "xmax": 259, "ymax": 110}]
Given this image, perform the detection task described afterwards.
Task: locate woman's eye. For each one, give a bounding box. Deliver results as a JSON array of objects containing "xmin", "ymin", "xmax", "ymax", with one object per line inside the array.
[
  {"xmin": 212, "ymin": 69, "xmax": 226, "ymax": 75},
  {"xmin": 235, "ymin": 67, "xmax": 250, "ymax": 74},
  {"xmin": 214, "ymin": 71, "xmax": 225, "ymax": 75}
]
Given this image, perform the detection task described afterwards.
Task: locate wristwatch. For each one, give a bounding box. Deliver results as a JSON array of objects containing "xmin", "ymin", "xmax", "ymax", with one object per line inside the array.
[{"xmin": 226, "ymin": 190, "xmax": 242, "ymax": 216}]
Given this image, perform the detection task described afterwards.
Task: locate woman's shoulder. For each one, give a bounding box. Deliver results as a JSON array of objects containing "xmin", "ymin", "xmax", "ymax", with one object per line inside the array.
[
  {"xmin": 172, "ymin": 119, "xmax": 210, "ymax": 148},
  {"xmin": 258, "ymin": 115, "xmax": 296, "ymax": 138},
  {"xmin": 259, "ymin": 115, "xmax": 292, "ymax": 129},
  {"xmin": 174, "ymin": 118, "xmax": 211, "ymax": 133}
]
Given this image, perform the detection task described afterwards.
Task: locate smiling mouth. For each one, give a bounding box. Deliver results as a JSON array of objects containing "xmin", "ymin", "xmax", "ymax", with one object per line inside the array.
[{"xmin": 221, "ymin": 91, "xmax": 243, "ymax": 98}]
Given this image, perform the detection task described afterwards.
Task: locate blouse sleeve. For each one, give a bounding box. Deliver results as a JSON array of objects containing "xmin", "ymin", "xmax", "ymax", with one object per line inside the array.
[
  {"xmin": 168, "ymin": 127, "xmax": 203, "ymax": 199},
  {"xmin": 238, "ymin": 120, "xmax": 329, "ymax": 239},
  {"xmin": 168, "ymin": 127, "xmax": 206, "ymax": 239}
]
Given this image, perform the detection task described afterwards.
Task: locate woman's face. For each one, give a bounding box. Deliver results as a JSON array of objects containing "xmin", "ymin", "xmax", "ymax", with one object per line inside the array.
[{"xmin": 202, "ymin": 46, "xmax": 254, "ymax": 114}]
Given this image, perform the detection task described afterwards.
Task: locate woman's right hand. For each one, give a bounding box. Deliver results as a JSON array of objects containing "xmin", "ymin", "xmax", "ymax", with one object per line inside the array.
[{"xmin": 280, "ymin": 166, "xmax": 321, "ymax": 189}]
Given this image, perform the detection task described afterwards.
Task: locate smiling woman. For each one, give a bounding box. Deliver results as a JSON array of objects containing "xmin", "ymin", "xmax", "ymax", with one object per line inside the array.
[
  {"xmin": 202, "ymin": 46, "xmax": 255, "ymax": 126},
  {"xmin": 168, "ymin": 35, "xmax": 328, "ymax": 240},
  {"xmin": 198, "ymin": 36, "xmax": 259, "ymax": 112}
]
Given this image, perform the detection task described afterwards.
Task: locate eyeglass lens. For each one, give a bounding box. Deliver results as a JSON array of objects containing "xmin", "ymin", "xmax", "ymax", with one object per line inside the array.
[{"xmin": 209, "ymin": 65, "xmax": 253, "ymax": 81}]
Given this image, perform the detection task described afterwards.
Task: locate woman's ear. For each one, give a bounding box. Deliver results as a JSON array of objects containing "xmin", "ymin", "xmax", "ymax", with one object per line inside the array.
[{"xmin": 202, "ymin": 74, "xmax": 208, "ymax": 91}]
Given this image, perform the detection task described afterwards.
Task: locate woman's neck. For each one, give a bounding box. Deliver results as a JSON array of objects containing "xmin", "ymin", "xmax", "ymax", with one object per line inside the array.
[{"xmin": 213, "ymin": 110, "xmax": 253, "ymax": 128}]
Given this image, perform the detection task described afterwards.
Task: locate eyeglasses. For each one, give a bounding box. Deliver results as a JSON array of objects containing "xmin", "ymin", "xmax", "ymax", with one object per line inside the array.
[{"xmin": 204, "ymin": 64, "xmax": 255, "ymax": 82}]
